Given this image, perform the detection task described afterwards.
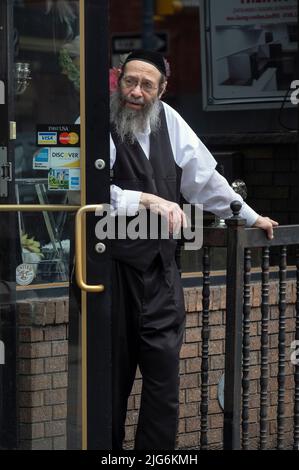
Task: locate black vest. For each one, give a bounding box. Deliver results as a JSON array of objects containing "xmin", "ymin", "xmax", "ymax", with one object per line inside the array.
[{"xmin": 110, "ymin": 103, "xmax": 182, "ymax": 272}]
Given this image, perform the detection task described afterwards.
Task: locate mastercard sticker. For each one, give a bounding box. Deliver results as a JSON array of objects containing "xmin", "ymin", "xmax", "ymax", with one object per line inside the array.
[
  {"xmin": 59, "ymin": 131, "xmax": 79, "ymax": 145},
  {"xmin": 69, "ymin": 132, "xmax": 79, "ymax": 145}
]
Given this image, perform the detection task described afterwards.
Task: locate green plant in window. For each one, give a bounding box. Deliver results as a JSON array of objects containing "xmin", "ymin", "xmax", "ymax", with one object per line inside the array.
[
  {"xmin": 59, "ymin": 47, "xmax": 80, "ymax": 91},
  {"xmin": 21, "ymin": 232, "xmax": 44, "ymax": 258}
]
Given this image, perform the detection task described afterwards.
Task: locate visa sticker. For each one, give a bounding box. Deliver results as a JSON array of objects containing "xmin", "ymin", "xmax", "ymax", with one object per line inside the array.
[{"xmin": 38, "ymin": 132, "xmax": 57, "ymax": 145}]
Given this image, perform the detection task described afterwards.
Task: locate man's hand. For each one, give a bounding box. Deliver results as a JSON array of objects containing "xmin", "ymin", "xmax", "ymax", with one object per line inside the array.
[
  {"xmin": 140, "ymin": 193, "xmax": 187, "ymax": 234},
  {"xmin": 253, "ymin": 215, "xmax": 279, "ymax": 240}
]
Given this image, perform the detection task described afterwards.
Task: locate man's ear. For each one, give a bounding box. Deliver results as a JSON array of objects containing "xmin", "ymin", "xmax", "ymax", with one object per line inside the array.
[{"xmin": 158, "ymin": 81, "xmax": 167, "ymax": 99}]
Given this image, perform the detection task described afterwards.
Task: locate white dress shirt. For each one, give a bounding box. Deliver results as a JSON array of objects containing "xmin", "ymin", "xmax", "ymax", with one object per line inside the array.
[{"xmin": 110, "ymin": 101, "xmax": 259, "ymax": 226}]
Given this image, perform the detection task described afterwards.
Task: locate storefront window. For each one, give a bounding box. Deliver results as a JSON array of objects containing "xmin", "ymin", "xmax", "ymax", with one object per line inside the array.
[{"xmin": 14, "ymin": 0, "xmax": 80, "ymax": 291}]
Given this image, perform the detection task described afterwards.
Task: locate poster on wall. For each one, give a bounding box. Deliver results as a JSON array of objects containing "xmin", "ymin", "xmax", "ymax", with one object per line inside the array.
[{"xmin": 202, "ymin": 0, "xmax": 298, "ymax": 108}]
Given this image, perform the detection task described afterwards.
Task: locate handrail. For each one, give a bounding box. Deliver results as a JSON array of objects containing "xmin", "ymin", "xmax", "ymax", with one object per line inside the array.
[
  {"xmin": 244, "ymin": 225, "xmax": 299, "ymax": 248},
  {"xmin": 202, "ymin": 225, "xmax": 299, "ymax": 248}
]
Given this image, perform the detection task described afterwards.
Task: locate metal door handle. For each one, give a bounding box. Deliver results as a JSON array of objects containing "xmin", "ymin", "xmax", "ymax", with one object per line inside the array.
[{"xmin": 75, "ymin": 205, "xmax": 105, "ymax": 293}]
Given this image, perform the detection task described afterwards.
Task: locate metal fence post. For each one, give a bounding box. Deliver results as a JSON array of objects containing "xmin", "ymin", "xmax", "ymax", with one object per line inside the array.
[{"xmin": 223, "ymin": 201, "xmax": 246, "ymax": 449}]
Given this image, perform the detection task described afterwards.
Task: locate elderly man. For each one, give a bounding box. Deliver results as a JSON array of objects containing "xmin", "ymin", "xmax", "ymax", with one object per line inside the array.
[{"xmin": 110, "ymin": 49, "xmax": 277, "ymax": 450}]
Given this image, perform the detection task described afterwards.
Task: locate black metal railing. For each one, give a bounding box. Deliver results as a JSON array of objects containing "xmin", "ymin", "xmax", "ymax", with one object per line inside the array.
[{"xmin": 199, "ymin": 201, "xmax": 299, "ymax": 450}]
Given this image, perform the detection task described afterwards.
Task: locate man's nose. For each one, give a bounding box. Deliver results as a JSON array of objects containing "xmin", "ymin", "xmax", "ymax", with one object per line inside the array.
[{"xmin": 130, "ymin": 83, "xmax": 143, "ymax": 96}]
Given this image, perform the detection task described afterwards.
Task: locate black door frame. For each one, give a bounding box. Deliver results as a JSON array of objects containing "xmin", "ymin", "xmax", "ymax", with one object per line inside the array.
[
  {"xmin": 0, "ymin": 0, "xmax": 17, "ymax": 450},
  {"xmin": 0, "ymin": 0, "xmax": 111, "ymax": 450},
  {"xmin": 82, "ymin": 0, "xmax": 111, "ymax": 450}
]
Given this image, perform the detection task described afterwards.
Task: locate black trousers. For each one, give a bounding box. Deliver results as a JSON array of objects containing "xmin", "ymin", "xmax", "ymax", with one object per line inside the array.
[{"xmin": 112, "ymin": 254, "xmax": 186, "ymax": 450}]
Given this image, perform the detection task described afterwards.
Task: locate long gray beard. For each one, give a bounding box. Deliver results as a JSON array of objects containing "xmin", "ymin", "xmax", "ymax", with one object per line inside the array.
[{"xmin": 110, "ymin": 91, "xmax": 161, "ymax": 144}]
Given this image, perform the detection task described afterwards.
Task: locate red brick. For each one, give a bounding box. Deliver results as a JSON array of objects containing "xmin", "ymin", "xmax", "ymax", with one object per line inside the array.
[
  {"xmin": 30, "ymin": 438, "xmax": 53, "ymax": 450},
  {"xmin": 44, "ymin": 356, "xmax": 67, "ymax": 373},
  {"xmin": 186, "ymin": 357, "xmax": 201, "ymax": 373},
  {"xmin": 134, "ymin": 394, "xmax": 140, "ymax": 409},
  {"xmin": 208, "ymin": 311, "xmax": 223, "ymax": 326},
  {"xmin": 184, "ymin": 289, "xmax": 202, "ymax": 313},
  {"xmin": 270, "ymin": 334, "xmax": 279, "ymax": 348},
  {"xmin": 19, "ymin": 391, "xmax": 44, "ymax": 407},
  {"xmin": 19, "ymin": 342, "xmax": 51, "ymax": 358},
  {"xmin": 252, "ymin": 284, "xmax": 261, "ymax": 307},
  {"xmin": 124, "ymin": 425, "xmax": 135, "ymax": 442},
  {"xmin": 180, "ymin": 343, "xmax": 198, "ymax": 359},
  {"xmin": 19, "ymin": 422, "xmax": 45, "ymax": 439},
  {"xmin": 209, "ymin": 341, "xmax": 224, "ymax": 355},
  {"xmin": 45, "ymin": 420, "xmax": 66, "ymax": 437},
  {"xmin": 250, "ymin": 351, "xmax": 261, "ymax": 365},
  {"xmin": 127, "ymin": 395, "xmax": 134, "ymax": 410},
  {"xmin": 250, "ymin": 337, "xmax": 261, "ymax": 351},
  {"xmin": 186, "ymin": 388, "xmax": 200, "ymax": 403},
  {"xmin": 186, "ymin": 416, "xmax": 200, "ymax": 432},
  {"xmin": 178, "ymin": 418, "xmax": 186, "ymax": 434},
  {"xmin": 177, "ymin": 431, "xmax": 199, "ymax": 449},
  {"xmin": 180, "ymin": 373, "xmax": 199, "ymax": 389},
  {"xmin": 46, "ymin": 301, "xmax": 56, "ymax": 324},
  {"xmin": 208, "ymin": 400, "xmax": 222, "ymax": 414},
  {"xmin": 209, "ymin": 386, "xmax": 218, "ymax": 400},
  {"xmin": 179, "ymin": 403, "xmax": 198, "ymax": 418},
  {"xmin": 44, "ymin": 388, "xmax": 67, "ymax": 405},
  {"xmin": 52, "ymin": 372, "xmax": 68, "ymax": 389},
  {"xmin": 19, "ymin": 406, "xmax": 52, "ymax": 423},
  {"xmin": 53, "ymin": 404, "xmax": 67, "ymax": 420},
  {"xmin": 131, "ymin": 379, "xmax": 142, "ymax": 395},
  {"xmin": 185, "ymin": 312, "xmax": 199, "ymax": 328},
  {"xmin": 209, "ymin": 326, "xmax": 225, "ymax": 341},
  {"xmin": 19, "ymin": 327, "xmax": 43, "ymax": 343},
  {"xmin": 32, "ymin": 303, "xmax": 47, "ymax": 326},
  {"xmin": 19, "ymin": 375, "xmax": 51, "ymax": 391},
  {"xmin": 207, "ymin": 428, "xmax": 223, "ymax": 445},
  {"xmin": 55, "ymin": 301, "xmax": 66, "ymax": 324},
  {"xmin": 53, "ymin": 436, "xmax": 67, "ymax": 450},
  {"xmin": 208, "ymin": 370, "xmax": 223, "ymax": 385},
  {"xmin": 210, "ymin": 289, "xmax": 221, "ymax": 311},
  {"xmin": 250, "ymin": 323, "xmax": 258, "ymax": 336},
  {"xmin": 209, "ymin": 414, "xmax": 223, "ymax": 429},
  {"xmin": 185, "ymin": 328, "xmax": 201, "ymax": 343},
  {"xmin": 44, "ymin": 325, "xmax": 66, "ymax": 341},
  {"xmin": 52, "ymin": 340, "xmax": 68, "ymax": 356},
  {"xmin": 126, "ymin": 410, "xmax": 138, "ymax": 426},
  {"xmin": 209, "ymin": 355, "xmax": 225, "ymax": 370},
  {"xmin": 17, "ymin": 303, "xmax": 33, "ymax": 325},
  {"xmin": 19, "ymin": 358, "xmax": 44, "ymax": 375},
  {"xmin": 249, "ymin": 394, "xmax": 260, "ymax": 409},
  {"xmin": 250, "ymin": 308, "xmax": 262, "ymax": 322}
]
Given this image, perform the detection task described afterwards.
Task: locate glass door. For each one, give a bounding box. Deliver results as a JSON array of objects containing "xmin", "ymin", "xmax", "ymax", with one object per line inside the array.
[{"xmin": 0, "ymin": 0, "xmax": 111, "ymax": 449}]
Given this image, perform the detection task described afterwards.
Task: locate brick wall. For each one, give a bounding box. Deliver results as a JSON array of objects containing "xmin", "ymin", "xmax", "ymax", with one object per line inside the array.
[
  {"xmin": 17, "ymin": 299, "xmax": 69, "ymax": 450},
  {"xmin": 124, "ymin": 281, "xmax": 297, "ymax": 450},
  {"xmin": 16, "ymin": 280, "xmax": 297, "ymax": 450}
]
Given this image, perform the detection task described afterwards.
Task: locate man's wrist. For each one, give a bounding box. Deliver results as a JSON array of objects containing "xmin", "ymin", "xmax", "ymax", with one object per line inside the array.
[
  {"xmin": 140, "ymin": 192, "xmax": 157, "ymax": 209},
  {"xmin": 239, "ymin": 202, "xmax": 259, "ymax": 227}
]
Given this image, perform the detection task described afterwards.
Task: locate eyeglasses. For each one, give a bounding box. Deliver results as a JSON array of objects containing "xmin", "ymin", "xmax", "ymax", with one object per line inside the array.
[{"xmin": 121, "ymin": 76, "xmax": 158, "ymax": 93}]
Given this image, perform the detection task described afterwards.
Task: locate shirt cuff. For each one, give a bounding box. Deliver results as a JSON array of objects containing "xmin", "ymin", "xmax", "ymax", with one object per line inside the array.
[
  {"xmin": 118, "ymin": 189, "xmax": 142, "ymax": 216},
  {"xmin": 239, "ymin": 202, "xmax": 259, "ymax": 227}
]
